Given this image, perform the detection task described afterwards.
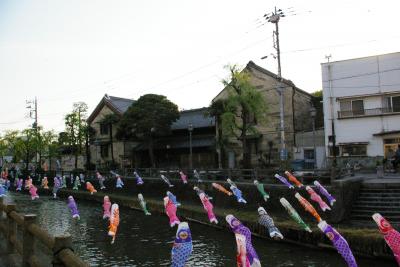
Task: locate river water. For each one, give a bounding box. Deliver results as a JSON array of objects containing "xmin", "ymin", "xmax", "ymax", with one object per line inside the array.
[{"xmin": 5, "ymin": 193, "xmax": 396, "ymax": 267}]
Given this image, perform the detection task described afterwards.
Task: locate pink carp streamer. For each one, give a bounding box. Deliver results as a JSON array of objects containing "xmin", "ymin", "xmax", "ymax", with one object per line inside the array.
[
  {"xmin": 179, "ymin": 171, "xmax": 188, "ymax": 184},
  {"xmin": 305, "ymin": 186, "xmax": 331, "ymax": 212},
  {"xmin": 164, "ymin": 196, "xmax": 180, "ymax": 227},
  {"xmin": 199, "ymin": 193, "xmax": 218, "ymax": 224},
  {"xmin": 103, "ymin": 196, "xmax": 111, "ymax": 219},
  {"xmin": 318, "ymin": 221, "xmax": 358, "ymax": 267},
  {"xmin": 294, "ymin": 193, "xmax": 322, "ymax": 222},
  {"xmin": 284, "ymin": 171, "xmax": 303, "ymax": 188},
  {"xmin": 274, "ymin": 174, "xmax": 294, "ymax": 189},
  {"xmin": 372, "ymin": 213, "xmax": 400, "ymax": 266}
]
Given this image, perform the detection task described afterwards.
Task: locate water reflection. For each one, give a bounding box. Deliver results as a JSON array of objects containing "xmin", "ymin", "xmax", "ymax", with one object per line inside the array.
[{"xmin": 6, "ymin": 193, "xmax": 396, "ymax": 267}]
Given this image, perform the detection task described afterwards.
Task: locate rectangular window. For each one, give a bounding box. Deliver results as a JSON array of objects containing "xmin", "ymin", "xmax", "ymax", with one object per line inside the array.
[
  {"xmin": 384, "ymin": 95, "xmax": 400, "ymax": 113},
  {"xmin": 340, "ymin": 145, "xmax": 367, "ymax": 156},
  {"xmin": 100, "ymin": 123, "xmax": 109, "ymax": 135},
  {"xmin": 100, "ymin": 144, "xmax": 109, "ymax": 158},
  {"xmin": 351, "ymin": 100, "xmax": 364, "ymax": 115},
  {"xmin": 339, "ymin": 99, "xmax": 364, "ymax": 117}
]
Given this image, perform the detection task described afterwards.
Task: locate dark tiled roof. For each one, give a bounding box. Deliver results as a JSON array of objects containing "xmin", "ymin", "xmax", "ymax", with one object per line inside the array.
[
  {"xmin": 106, "ymin": 95, "xmax": 134, "ymax": 113},
  {"xmin": 172, "ymin": 108, "xmax": 215, "ymax": 130}
]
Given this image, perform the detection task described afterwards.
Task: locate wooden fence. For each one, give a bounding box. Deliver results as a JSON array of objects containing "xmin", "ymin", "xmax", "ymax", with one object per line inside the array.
[{"xmin": 0, "ymin": 198, "xmax": 89, "ymax": 267}]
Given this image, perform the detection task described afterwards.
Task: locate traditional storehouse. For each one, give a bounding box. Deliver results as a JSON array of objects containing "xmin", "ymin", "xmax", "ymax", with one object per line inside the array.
[
  {"xmin": 213, "ymin": 61, "xmax": 316, "ymax": 168},
  {"xmin": 87, "ymin": 94, "xmax": 136, "ymax": 169}
]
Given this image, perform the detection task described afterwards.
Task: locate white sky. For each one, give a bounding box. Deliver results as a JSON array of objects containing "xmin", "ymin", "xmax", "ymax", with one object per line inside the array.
[{"xmin": 0, "ymin": 0, "xmax": 399, "ymax": 133}]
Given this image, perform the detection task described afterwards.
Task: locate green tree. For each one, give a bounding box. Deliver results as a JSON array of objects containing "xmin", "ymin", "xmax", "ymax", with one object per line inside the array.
[
  {"xmin": 311, "ymin": 90, "xmax": 324, "ymax": 128},
  {"xmin": 14, "ymin": 128, "xmax": 37, "ymax": 170},
  {"xmin": 99, "ymin": 113, "xmax": 120, "ymax": 166},
  {"xmin": 218, "ymin": 65, "xmax": 267, "ymax": 168},
  {"xmin": 116, "ymin": 94, "xmax": 179, "ymax": 168},
  {"xmin": 41, "ymin": 130, "xmax": 58, "ymax": 171},
  {"xmin": 206, "ymin": 99, "xmax": 227, "ymax": 169},
  {"xmin": 64, "ymin": 102, "xmax": 88, "ymax": 169}
]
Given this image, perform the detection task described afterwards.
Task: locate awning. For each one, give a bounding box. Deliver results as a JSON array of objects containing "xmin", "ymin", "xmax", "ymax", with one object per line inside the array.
[
  {"xmin": 373, "ymin": 130, "xmax": 400, "ymax": 136},
  {"xmin": 338, "ymin": 142, "xmax": 369, "ymax": 146}
]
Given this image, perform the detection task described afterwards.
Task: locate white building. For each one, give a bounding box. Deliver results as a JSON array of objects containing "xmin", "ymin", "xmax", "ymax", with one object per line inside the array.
[{"xmin": 322, "ymin": 52, "xmax": 400, "ymax": 167}]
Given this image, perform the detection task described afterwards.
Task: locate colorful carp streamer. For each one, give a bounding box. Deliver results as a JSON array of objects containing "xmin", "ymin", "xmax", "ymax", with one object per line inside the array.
[
  {"xmin": 284, "ymin": 171, "xmax": 304, "ymax": 188},
  {"xmin": 372, "ymin": 213, "xmax": 400, "ymax": 265},
  {"xmin": 103, "ymin": 196, "xmax": 111, "ymax": 219},
  {"xmin": 96, "ymin": 172, "xmax": 106, "ymax": 190},
  {"xmin": 198, "ymin": 192, "xmax": 218, "ymax": 224},
  {"xmin": 212, "ymin": 183, "xmax": 232, "ymax": 196},
  {"xmin": 161, "ymin": 174, "xmax": 174, "ymax": 188},
  {"xmin": 227, "ymin": 178, "xmax": 238, "ymax": 188},
  {"xmin": 116, "ymin": 176, "xmax": 124, "ymax": 189},
  {"xmin": 226, "ymin": 215, "xmax": 262, "ymax": 267},
  {"xmin": 134, "ymin": 171, "xmax": 144, "ymax": 185},
  {"xmin": 294, "ymin": 193, "xmax": 322, "ymax": 222},
  {"xmin": 73, "ymin": 176, "xmax": 81, "ymax": 190},
  {"xmin": 314, "ymin": 181, "xmax": 336, "ymax": 206},
  {"xmin": 67, "ymin": 196, "xmax": 80, "ymax": 219},
  {"xmin": 257, "ymin": 207, "xmax": 283, "ymax": 240},
  {"xmin": 41, "ymin": 177, "xmax": 49, "ymax": 189},
  {"xmin": 108, "ymin": 204, "xmax": 120, "ymax": 244},
  {"xmin": 53, "ymin": 177, "xmax": 61, "ymax": 198},
  {"xmin": 235, "ymin": 233, "xmax": 250, "ymax": 267},
  {"xmin": 29, "ymin": 185, "xmax": 39, "ymax": 200},
  {"xmin": 171, "ymin": 222, "xmax": 193, "ymax": 267},
  {"xmin": 61, "ymin": 176, "xmax": 67, "ymax": 188},
  {"xmin": 179, "ymin": 171, "xmax": 188, "ymax": 184},
  {"xmin": 0, "ymin": 185, "xmax": 6, "ymax": 197},
  {"xmin": 16, "ymin": 178, "xmax": 23, "ymax": 191},
  {"xmin": 164, "ymin": 196, "xmax": 180, "ymax": 227},
  {"xmin": 25, "ymin": 177, "xmax": 32, "ymax": 189},
  {"xmin": 138, "ymin": 194, "xmax": 151, "ymax": 215},
  {"xmin": 318, "ymin": 221, "xmax": 358, "ymax": 267},
  {"xmin": 274, "ymin": 174, "xmax": 294, "ymax": 189},
  {"xmin": 193, "ymin": 169, "xmax": 203, "ymax": 183},
  {"xmin": 167, "ymin": 191, "xmax": 181, "ymax": 207},
  {"xmin": 193, "ymin": 186, "xmax": 213, "ymax": 200},
  {"xmin": 280, "ymin": 198, "xmax": 312, "ymax": 232},
  {"xmin": 86, "ymin": 182, "xmax": 97, "ymax": 195},
  {"xmin": 305, "ymin": 186, "xmax": 331, "ymax": 212},
  {"xmin": 253, "ymin": 180, "xmax": 269, "ymax": 202},
  {"xmin": 230, "ymin": 185, "xmax": 247, "ymax": 204}
]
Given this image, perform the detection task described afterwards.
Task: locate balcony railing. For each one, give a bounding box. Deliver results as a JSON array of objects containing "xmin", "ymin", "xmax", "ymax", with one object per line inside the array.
[{"xmin": 338, "ymin": 107, "xmax": 400, "ymax": 119}]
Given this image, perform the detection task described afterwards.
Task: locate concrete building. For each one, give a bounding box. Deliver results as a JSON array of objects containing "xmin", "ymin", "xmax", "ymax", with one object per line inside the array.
[
  {"xmin": 322, "ymin": 52, "xmax": 400, "ymax": 168},
  {"xmin": 293, "ymin": 129, "xmax": 326, "ymax": 169},
  {"xmin": 213, "ymin": 61, "xmax": 316, "ymax": 168}
]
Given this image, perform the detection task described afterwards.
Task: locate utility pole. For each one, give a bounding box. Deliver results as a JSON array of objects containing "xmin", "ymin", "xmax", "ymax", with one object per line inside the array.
[
  {"xmin": 326, "ymin": 55, "xmax": 338, "ymax": 180},
  {"xmin": 26, "ymin": 97, "xmax": 38, "ymax": 173},
  {"xmin": 264, "ymin": 7, "xmax": 287, "ymax": 162}
]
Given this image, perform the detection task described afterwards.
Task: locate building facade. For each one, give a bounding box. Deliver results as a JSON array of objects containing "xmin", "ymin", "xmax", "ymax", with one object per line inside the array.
[
  {"xmin": 322, "ymin": 52, "xmax": 400, "ymax": 168},
  {"xmin": 213, "ymin": 61, "xmax": 315, "ymax": 168}
]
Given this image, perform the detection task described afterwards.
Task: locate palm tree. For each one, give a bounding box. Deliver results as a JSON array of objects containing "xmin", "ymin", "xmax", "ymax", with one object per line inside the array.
[{"xmin": 100, "ymin": 114, "xmax": 120, "ymax": 166}]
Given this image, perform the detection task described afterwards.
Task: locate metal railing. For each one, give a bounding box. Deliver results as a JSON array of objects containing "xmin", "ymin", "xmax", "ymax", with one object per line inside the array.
[
  {"xmin": 0, "ymin": 198, "xmax": 89, "ymax": 267},
  {"xmin": 338, "ymin": 107, "xmax": 400, "ymax": 118}
]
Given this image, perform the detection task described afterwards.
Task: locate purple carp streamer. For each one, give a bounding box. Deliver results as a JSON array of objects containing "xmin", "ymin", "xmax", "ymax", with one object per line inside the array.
[
  {"xmin": 318, "ymin": 221, "xmax": 358, "ymax": 267},
  {"xmin": 314, "ymin": 181, "xmax": 336, "ymax": 206},
  {"xmin": 274, "ymin": 174, "xmax": 294, "ymax": 189}
]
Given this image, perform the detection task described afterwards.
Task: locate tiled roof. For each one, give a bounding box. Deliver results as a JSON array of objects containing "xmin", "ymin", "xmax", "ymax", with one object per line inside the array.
[
  {"xmin": 172, "ymin": 108, "xmax": 215, "ymax": 130},
  {"xmin": 106, "ymin": 95, "xmax": 135, "ymax": 113}
]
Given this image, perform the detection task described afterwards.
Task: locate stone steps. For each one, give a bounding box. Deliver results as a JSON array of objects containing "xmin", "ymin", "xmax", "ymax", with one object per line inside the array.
[{"xmin": 350, "ymin": 184, "xmax": 400, "ymax": 225}]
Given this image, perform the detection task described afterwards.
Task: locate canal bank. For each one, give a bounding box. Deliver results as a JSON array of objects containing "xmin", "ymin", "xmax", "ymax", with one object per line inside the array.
[{"xmin": 42, "ymin": 176, "xmax": 397, "ymax": 265}]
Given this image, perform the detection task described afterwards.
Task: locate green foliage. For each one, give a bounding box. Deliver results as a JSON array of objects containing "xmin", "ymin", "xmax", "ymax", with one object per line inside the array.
[
  {"xmin": 311, "ymin": 90, "xmax": 322, "ymax": 98},
  {"xmin": 116, "ymin": 94, "xmax": 179, "ymax": 140},
  {"xmin": 220, "ymin": 65, "xmax": 267, "ymax": 138}
]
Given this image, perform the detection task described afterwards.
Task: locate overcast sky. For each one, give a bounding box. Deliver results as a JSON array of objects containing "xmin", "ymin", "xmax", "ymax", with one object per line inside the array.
[{"xmin": 0, "ymin": 0, "xmax": 399, "ymax": 133}]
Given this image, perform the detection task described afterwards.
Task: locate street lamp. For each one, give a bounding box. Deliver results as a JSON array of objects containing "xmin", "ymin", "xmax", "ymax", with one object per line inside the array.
[
  {"xmin": 310, "ymin": 106, "xmax": 317, "ymax": 170},
  {"xmin": 188, "ymin": 123, "xmax": 193, "ymax": 170}
]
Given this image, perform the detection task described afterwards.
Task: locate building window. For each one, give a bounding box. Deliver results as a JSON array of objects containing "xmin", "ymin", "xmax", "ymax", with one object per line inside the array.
[
  {"xmin": 339, "ymin": 99, "xmax": 365, "ymax": 116},
  {"xmin": 340, "ymin": 145, "xmax": 367, "ymax": 156},
  {"xmin": 384, "ymin": 95, "xmax": 400, "ymax": 113},
  {"xmin": 100, "ymin": 123, "xmax": 109, "ymax": 135},
  {"xmin": 100, "ymin": 144, "xmax": 109, "ymax": 158}
]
